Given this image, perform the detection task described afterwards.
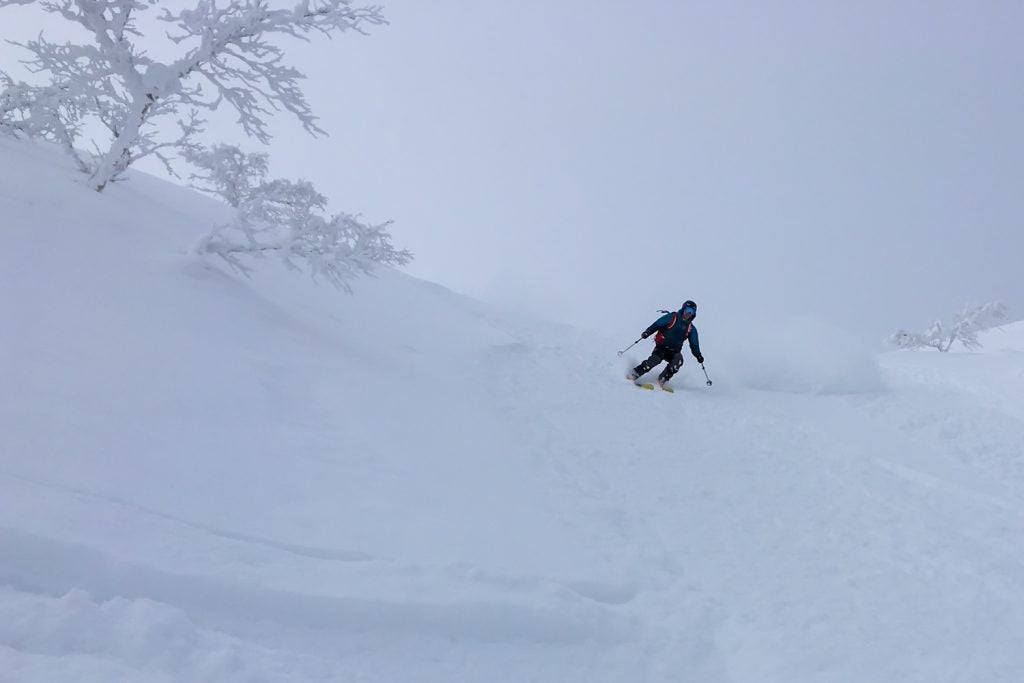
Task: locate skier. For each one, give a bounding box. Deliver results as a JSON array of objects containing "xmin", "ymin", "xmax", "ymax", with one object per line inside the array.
[{"xmin": 627, "ymin": 300, "xmax": 704, "ymax": 389}]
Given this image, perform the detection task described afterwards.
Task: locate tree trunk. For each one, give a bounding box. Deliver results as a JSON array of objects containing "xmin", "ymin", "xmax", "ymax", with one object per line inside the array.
[{"xmin": 88, "ymin": 98, "xmax": 149, "ymax": 192}]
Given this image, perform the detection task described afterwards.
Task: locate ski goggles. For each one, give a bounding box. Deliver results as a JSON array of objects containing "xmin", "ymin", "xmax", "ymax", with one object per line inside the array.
[{"xmin": 682, "ymin": 306, "xmax": 696, "ymax": 316}]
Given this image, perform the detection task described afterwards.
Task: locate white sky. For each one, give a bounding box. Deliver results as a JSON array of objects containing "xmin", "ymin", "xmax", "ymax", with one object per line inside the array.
[{"xmin": 2, "ymin": 0, "xmax": 1022, "ymax": 342}]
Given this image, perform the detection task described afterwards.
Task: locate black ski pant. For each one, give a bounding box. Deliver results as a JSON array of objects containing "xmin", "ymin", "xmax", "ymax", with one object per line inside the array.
[{"xmin": 634, "ymin": 344, "xmax": 684, "ymax": 382}]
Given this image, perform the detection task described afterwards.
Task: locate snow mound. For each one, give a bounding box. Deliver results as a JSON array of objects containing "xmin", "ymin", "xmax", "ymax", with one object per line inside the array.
[{"xmin": 976, "ymin": 318, "xmax": 1024, "ymax": 353}]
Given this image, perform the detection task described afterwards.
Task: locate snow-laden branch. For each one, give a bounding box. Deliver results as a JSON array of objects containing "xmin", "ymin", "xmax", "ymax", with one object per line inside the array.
[
  {"xmin": 188, "ymin": 143, "xmax": 411, "ymax": 292},
  {"xmin": 183, "ymin": 143, "xmax": 270, "ymax": 207},
  {"xmin": 0, "ymin": 73, "xmax": 91, "ymax": 172},
  {"xmin": 160, "ymin": 0, "xmax": 385, "ymax": 142},
  {"xmin": 0, "ymin": 0, "xmax": 385, "ymax": 191}
]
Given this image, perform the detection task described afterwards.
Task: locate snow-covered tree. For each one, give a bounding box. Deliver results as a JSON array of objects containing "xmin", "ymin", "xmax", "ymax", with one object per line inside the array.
[
  {"xmin": 891, "ymin": 302, "xmax": 1008, "ymax": 352},
  {"xmin": 188, "ymin": 143, "xmax": 411, "ymax": 291},
  {"xmin": 947, "ymin": 302, "xmax": 1009, "ymax": 351},
  {"xmin": 0, "ymin": 0, "xmax": 385, "ymax": 191}
]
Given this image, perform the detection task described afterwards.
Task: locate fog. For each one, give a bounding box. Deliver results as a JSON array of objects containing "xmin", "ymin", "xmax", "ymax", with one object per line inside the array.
[{"xmin": 3, "ymin": 0, "xmax": 1021, "ymax": 344}]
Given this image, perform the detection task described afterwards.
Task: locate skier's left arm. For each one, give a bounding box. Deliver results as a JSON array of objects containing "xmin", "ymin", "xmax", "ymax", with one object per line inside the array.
[
  {"xmin": 641, "ymin": 312, "xmax": 674, "ymax": 339},
  {"xmin": 688, "ymin": 326, "xmax": 704, "ymax": 364}
]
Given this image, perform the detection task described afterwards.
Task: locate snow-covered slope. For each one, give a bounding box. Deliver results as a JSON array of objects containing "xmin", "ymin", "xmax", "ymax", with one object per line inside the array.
[{"xmin": 3, "ymin": 135, "xmax": 1024, "ymax": 682}]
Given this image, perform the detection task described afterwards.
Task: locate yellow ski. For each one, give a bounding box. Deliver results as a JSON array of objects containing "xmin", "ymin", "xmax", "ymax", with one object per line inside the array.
[{"xmin": 636, "ymin": 383, "xmax": 674, "ymax": 393}]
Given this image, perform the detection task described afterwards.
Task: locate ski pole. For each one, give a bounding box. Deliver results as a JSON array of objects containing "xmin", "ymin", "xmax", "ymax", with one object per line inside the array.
[
  {"xmin": 617, "ymin": 338, "xmax": 643, "ymax": 356},
  {"xmin": 701, "ymin": 363, "xmax": 713, "ymax": 386}
]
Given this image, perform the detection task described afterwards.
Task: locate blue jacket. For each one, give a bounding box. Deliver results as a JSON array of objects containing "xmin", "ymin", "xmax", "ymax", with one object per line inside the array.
[{"xmin": 645, "ymin": 311, "xmax": 702, "ymax": 359}]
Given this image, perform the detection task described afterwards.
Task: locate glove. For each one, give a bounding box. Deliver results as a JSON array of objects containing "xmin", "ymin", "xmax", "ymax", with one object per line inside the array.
[
  {"xmin": 641, "ymin": 330, "xmax": 652, "ymax": 339},
  {"xmin": 696, "ymin": 354, "xmax": 704, "ymax": 364}
]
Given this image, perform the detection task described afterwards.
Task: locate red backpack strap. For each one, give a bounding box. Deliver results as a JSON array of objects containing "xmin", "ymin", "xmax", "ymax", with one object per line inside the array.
[{"xmin": 666, "ymin": 313, "xmax": 678, "ymax": 329}]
